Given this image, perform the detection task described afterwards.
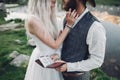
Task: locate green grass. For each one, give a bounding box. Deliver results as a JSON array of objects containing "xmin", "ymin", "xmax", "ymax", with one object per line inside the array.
[
  {"xmin": 0, "ymin": 28, "xmax": 34, "ymax": 80},
  {"xmin": 0, "ymin": 28, "xmax": 33, "ymax": 56},
  {"xmin": 0, "ymin": 15, "xmax": 6, "ymax": 25},
  {"xmin": 91, "ymin": 69, "xmax": 118, "ymax": 80},
  {"xmin": 0, "ymin": 65, "xmax": 26, "ymax": 80},
  {"xmin": 0, "ymin": 18, "xmax": 6, "ymax": 25}
]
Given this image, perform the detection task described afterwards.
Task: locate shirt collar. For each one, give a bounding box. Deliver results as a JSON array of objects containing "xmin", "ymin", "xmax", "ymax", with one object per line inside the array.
[{"xmin": 72, "ymin": 8, "xmax": 89, "ymax": 27}]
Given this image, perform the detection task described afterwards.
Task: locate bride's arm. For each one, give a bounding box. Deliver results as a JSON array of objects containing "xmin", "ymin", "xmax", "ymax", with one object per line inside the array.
[{"xmin": 28, "ymin": 10, "xmax": 78, "ymax": 49}]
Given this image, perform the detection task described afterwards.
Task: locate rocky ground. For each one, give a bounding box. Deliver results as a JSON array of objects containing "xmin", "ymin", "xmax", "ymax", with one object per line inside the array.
[{"xmin": 92, "ymin": 11, "xmax": 120, "ymax": 26}]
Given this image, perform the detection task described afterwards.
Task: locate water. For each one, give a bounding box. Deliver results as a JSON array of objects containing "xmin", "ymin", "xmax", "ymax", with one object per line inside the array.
[
  {"xmin": 5, "ymin": 5, "xmax": 27, "ymax": 20},
  {"xmin": 101, "ymin": 21, "xmax": 120, "ymax": 79}
]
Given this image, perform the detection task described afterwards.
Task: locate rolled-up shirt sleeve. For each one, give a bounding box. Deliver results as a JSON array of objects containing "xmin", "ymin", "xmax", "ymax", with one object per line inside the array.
[{"xmin": 67, "ymin": 21, "xmax": 106, "ymax": 72}]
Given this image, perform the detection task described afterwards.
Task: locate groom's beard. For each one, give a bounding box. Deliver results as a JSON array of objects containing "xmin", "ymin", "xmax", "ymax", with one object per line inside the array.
[{"xmin": 63, "ymin": 0, "xmax": 77, "ymax": 11}]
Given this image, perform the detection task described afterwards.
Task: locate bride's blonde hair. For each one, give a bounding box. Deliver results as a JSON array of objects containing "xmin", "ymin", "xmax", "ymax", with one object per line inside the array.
[{"xmin": 26, "ymin": 0, "xmax": 58, "ymax": 38}]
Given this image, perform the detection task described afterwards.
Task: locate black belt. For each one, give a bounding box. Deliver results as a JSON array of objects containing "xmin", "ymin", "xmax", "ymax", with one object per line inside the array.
[{"xmin": 63, "ymin": 73, "xmax": 84, "ymax": 77}]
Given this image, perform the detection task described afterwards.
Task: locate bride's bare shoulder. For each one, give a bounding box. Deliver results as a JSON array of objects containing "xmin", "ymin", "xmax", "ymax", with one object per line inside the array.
[
  {"xmin": 27, "ymin": 16, "xmax": 42, "ymax": 27},
  {"xmin": 27, "ymin": 16, "xmax": 45, "ymax": 34}
]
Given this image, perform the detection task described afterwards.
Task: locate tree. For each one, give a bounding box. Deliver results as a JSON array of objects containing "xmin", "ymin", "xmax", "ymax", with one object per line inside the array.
[
  {"xmin": 0, "ymin": 1, "xmax": 6, "ymax": 17},
  {"xmin": 96, "ymin": 0, "xmax": 120, "ymax": 6}
]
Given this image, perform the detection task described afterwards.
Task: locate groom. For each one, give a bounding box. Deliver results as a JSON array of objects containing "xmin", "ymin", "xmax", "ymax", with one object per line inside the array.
[{"xmin": 56, "ymin": 0, "xmax": 106, "ymax": 80}]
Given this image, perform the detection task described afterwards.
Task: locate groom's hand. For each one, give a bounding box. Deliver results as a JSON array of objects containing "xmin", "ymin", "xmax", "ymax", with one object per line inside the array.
[{"xmin": 56, "ymin": 63, "xmax": 67, "ymax": 72}]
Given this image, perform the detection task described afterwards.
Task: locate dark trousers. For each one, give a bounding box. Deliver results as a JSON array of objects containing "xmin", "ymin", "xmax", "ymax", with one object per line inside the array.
[{"xmin": 62, "ymin": 72, "xmax": 90, "ymax": 80}]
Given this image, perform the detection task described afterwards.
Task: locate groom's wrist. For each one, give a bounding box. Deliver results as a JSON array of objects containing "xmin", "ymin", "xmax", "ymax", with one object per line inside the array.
[{"xmin": 66, "ymin": 62, "xmax": 75, "ymax": 72}]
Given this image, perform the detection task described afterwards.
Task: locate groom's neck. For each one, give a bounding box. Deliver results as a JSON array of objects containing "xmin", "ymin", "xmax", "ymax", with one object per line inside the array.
[{"xmin": 76, "ymin": 1, "xmax": 86, "ymax": 16}]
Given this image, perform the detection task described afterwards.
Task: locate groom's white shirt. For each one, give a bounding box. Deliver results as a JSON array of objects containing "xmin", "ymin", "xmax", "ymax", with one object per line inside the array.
[{"xmin": 66, "ymin": 8, "xmax": 106, "ymax": 72}]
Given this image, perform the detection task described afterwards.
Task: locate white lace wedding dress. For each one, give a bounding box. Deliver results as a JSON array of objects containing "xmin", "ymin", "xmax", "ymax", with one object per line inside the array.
[{"xmin": 24, "ymin": 32, "xmax": 63, "ymax": 80}]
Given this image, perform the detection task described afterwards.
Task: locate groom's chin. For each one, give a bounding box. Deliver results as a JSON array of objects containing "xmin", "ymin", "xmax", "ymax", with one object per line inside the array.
[{"xmin": 63, "ymin": 6, "xmax": 69, "ymax": 11}]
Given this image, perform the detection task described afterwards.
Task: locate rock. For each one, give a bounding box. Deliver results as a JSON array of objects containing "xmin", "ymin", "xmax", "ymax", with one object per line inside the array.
[
  {"xmin": 9, "ymin": 51, "xmax": 20, "ymax": 58},
  {"xmin": 27, "ymin": 39, "xmax": 36, "ymax": 47},
  {"xmin": 14, "ymin": 39, "xmax": 23, "ymax": 44},
  {"xmin": 92, "ymin": 11, "xmax": 120, "ymax": 26},
  {"xmin": 10, "ymin": 54, "xmax": 30, "ymax": 67},
  {"xmin": 0, "ymin": 23, "xmax": 22, "ymax": 31},
  {"xmin": 101, "ymin": 21, "xmax": 120, "ymax": 79}
]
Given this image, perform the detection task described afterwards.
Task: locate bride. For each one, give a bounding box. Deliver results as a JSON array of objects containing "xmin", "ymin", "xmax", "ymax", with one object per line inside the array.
[{"xmin": 24, "ymin": 0, "xmax": 78, "ymax": 80}]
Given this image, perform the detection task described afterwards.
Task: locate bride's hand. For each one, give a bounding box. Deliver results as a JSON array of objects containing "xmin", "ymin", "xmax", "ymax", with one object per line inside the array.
[
  {"xmin": 66, "ymin": 9, "xmax": 79, "ymax": 27},
  {"xmin": 51, "ymin": 54, "xmax": 60, "ymax": 61}
]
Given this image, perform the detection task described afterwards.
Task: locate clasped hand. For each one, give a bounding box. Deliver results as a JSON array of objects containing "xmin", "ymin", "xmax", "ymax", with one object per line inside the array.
[{"xmin": 51, "ymin": 54, "xmax": 67, "ymax": 72}]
